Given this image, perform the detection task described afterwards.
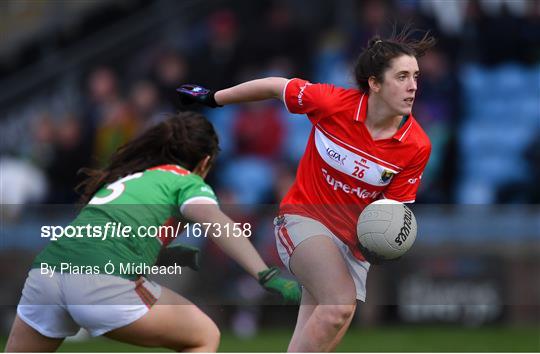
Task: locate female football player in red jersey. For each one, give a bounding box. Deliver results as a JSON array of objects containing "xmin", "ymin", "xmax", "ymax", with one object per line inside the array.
[
  {"xmin": 6, "ymin": 112, "xmax": 300, "ymax": 352},
  {"xmin": 178, "ymin": 27, "xmax": 435, "ymax": 352}
]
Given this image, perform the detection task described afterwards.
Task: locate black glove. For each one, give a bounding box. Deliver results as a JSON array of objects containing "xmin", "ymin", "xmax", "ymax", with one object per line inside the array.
[
  {"xmin": 156, "ymin": 243, "xmax": 201, "ymax": 271},
  {"xmin": 176, "ymin": 84, "xmax": 222, "ymax": 108}
]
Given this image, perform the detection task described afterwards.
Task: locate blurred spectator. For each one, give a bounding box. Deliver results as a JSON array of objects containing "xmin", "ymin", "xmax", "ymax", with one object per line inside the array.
[
  {"xmin": 205, "ymin": 105, "xmax": 240, "ymax": 161},
  {"xmin": 272, "ymin": 161, "xmax": 297, "ymax": 201},
  {"xmin": 279, "ymin": 108, "xmax": 312, "ymax": 164},
  {"xmin": 45, "ymin": 114, "xmax": 92, "ymax": 203},
  {"xmin": 233, "ymin": 102, "xmax": 284, "ymax": 158},
  {"xmin": 347, "ymin": 0, "xmax": 389, "ymax": 55},
  {"xmin": 191, "ymin": 10, "xmax": 242, "ymax": 88},
  {"xmin": 30, "ymin": 113, "xmax": 56, "ymax": 169},
  {"xmin": 460, "ymin": 0, "xmax": 540, "ymax": 65},
  {"xmin": 220, "ymin": 158, "xmax": 276, "ymax": 205},
  {"xmin": 85, "ymin": 66, "xmax": 140, "ymax": 166},
  {"xmin": 0, "ymin": 156, "xmax": 47, "ymax": 221},
  {"xmin": 413, "ymin": 49, "xmax": 458, "ymax": 202},
  {"xmin": 25, "ymin": 111, "xmax": 92, "ymax": 204},
  {"xmin": 419, "ymin": 0, "xmax": 468, "ymax": 36},
  {"xmin": 129, "ymin": 79, "xmax": 172, "ymax": 129},
  {"xmin": 243, "ymin": 1, "xmax": 312, "ymax": 78},
  {"xmin": 312, "ymin": 29, "xmax": 351, "ymax": 87},
  {"xmin": 152, "ymin": 50, "xmax": 190, "ymax": 111},
  {"xmin": 93, "ymin": 101, "xmax": 139, "ymax": 166},
  {"xmin": 87, "ymin": 66, "xmax": 122, "ymax": 122}
]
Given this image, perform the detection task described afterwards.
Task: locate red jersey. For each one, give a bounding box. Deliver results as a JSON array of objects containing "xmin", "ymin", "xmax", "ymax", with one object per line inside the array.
[{"xmin": 280, "ymin": 78, "xmax": 431, "ymax": 261}]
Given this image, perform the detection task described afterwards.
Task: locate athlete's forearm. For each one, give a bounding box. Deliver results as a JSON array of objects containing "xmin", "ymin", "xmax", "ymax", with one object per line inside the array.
[
  {"xmin": 182, "ymin": 204, "xmax": 268, "ymax": 278},
  {"xmin": 211, "ymin": 228, "xmax": 268, "ymax": 278},
  {"xmin": 214, "ymin": 77, "xmax": 288, "ymax": 105}
]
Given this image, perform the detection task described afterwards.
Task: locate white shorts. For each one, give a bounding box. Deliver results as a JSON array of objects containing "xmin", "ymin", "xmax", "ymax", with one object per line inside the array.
[
  {"xmin": 17, "ymin": 269, "xmax": 161, "ymax": 338},
  {"xmin": 274, "ymin": 214, "xmax": 370, "ymax": 301}
]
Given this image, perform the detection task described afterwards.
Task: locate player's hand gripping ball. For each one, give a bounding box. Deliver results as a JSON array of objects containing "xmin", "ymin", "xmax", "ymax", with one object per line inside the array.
[
  {"xmin": 176, "ymin": 84, "xmax": 222, "ymax": 108},
  {"xmin": 357, "ymin": 199, "xmax": 417, "ymax": 264}
]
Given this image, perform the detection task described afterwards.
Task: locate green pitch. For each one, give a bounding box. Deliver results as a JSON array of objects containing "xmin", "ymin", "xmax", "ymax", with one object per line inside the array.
[{"xmin": 1, "ymin": 326, "xmax": 539, "ymax": 352}]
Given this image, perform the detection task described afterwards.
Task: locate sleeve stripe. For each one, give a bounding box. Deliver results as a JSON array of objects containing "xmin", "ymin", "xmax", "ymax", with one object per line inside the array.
[
  {"xmin": 282, "ymin": 78, "xmax": 294, "ymax": 113},
  {"xmin": 179, "ymin": 196, "xmax": 218, "ymax": 214}
]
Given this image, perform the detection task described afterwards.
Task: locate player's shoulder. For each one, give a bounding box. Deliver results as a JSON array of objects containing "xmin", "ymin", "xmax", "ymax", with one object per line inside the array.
[
  {"xmin": 145, "ymin": 164, "xmax": 214, "ymax": 194},
  {"xmin": 328, "ymin": 84, "xmax": 362, "ymax": 102},
  {"xmin": 407, "ymin": 116, "xmax": 431, "ymax": 153},
  {"xmin": 146, "ymin": 164, "xmax": 191, "ymax": 176},
  {"xmin": 288, "ymin": 78, "xmax": 361, "ymax": 102},
  {"xmin": 144, "ymin": 164, "xmax": 203, "ymax": 185}
]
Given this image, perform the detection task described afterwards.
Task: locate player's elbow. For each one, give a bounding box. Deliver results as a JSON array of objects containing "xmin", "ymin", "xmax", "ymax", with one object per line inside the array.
[{"xmin": 262, "ymin": 77, "xmax": 289, "ymax": 99}]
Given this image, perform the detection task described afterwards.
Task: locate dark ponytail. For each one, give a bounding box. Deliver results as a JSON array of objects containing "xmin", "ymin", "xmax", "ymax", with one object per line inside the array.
[
  {"xmin": 354, "ymin": 24, "xmax": 436, "ymax": 92},
  {"xmin": 77, "ymin": 111, "xmax": 220, "ymax": 204}
]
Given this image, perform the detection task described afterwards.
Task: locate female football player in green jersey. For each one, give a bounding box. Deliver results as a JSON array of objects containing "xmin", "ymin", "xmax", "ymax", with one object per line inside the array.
[{"xmin": 6, "ymin": 111, "xmax": 300, "ymax": 352}]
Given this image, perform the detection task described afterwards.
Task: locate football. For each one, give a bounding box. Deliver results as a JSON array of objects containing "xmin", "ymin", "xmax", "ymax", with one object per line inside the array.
[{"xmin": 357, "ymin": 199, "xmax": 417, "ymax": 263}]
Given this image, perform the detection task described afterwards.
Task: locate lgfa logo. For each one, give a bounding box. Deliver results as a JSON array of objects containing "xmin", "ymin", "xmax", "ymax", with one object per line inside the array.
[{"xmin": 326, "ymin": 148, "xmax": 347, "ymax": 165}]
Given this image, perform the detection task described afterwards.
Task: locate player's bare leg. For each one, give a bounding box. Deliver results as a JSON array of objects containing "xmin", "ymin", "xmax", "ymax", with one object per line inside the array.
[
  {"xmin": 5, "ymin": 315, "xmax": 64, "ymax": 352},
  {"xmin": 287, "ymin": 235, "xmax": 357, "ymax": 352},
  {"xmin": 104, "ymin": 287, "xmax": 220, "ymax": 352},
  {"xmin": 291, "ymin": 290, "xmax": 355, "ymax": 352},
  {"xmin": 326, "ymin": 304, "xmax": 356, "ymax": 351},
  {"xmin": 289, "ymin": 287, "xmax": 354, "ymax": 351},
  {"xmin": 290, "ymin": 287, "xmax": 316, "ymax": 337}
]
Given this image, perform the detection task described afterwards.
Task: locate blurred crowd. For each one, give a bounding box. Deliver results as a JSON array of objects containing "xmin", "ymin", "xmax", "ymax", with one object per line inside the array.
[
  {"xmin": 0, "ymin": 0, "xmax": 539, "ymax": 334},
  {"xmin": 1, "ymin": 0, "xmax": 539, "ymax": 211},
  {"xmin": 0, "ymin": 0, "xmax": 538, "ymax": 231}
]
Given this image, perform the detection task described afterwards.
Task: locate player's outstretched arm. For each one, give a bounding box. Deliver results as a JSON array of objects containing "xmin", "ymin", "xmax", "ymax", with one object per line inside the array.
[
  {"xmin": 182, "ymin": 202, "xmax": 267, "ymax": 277},
  {"xmin": 214, "ymin": 77, "xmax": 288, "ymax": 105},
  {"xmin": 182, "ymin": 202, "xmax": 301, "ymax": 304},
  {"xmin": 177, "ymin": 77, "xmax": 288, "ymax": 107}
]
